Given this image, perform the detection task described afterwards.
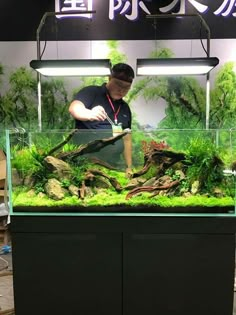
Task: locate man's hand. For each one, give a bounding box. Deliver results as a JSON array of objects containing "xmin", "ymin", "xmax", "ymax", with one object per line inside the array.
[
  {"xmin": 69, "ymin": 101, "xmax": 107, "ymax": 122},
  {"xmin": 90, "ymin": 105, "xmax": 107, "ymax": 121}
]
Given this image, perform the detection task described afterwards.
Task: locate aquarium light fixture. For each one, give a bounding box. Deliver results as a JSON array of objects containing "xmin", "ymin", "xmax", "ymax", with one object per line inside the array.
[
  {"xmin": 136, "ymin": 57, "xmax": 219, "ymax": 76},
  {"xmin": 30, "ymin": 59, "xmax": 112, "ymax": 76}
]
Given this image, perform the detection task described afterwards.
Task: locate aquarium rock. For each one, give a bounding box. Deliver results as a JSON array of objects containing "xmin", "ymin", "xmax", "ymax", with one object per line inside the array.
[
  {"xmin": 191, "ymin": 180, "xmax": 200, "ymax": 195},
  {"xmin": 11, "ymin": 168, "xmax": 23, "ymax": 186},
  {"xmin": 68, "ymin": 184, "xmax": 79, "ymax": 197},
  {"xmin": 44, "ymin": 156, "xmax": 72, "ymax": 180},
  {"xmin": 44, "ymin": 178, "xmax": 67, "ymax": 200}
]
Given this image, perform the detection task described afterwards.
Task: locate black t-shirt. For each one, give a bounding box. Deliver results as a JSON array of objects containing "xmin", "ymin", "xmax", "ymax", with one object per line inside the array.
[
  {"xmin": 73, "ymin": 83, "xmax": 132, "ymax": 130},
  {"xmin": 71, "ymin": 84, "xmax": 132, "ymax": 165}
]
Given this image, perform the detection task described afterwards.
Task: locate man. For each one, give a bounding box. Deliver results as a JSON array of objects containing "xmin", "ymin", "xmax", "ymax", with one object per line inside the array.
[{"xmin": 69, "ymin": 63, "xmax": 134, "ymax": 176}]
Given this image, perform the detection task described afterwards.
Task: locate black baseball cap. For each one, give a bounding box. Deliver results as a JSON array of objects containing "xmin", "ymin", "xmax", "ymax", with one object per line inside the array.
[{"xmin": 111, "ymin": 63, "xmax": 135, "ymax": 83}]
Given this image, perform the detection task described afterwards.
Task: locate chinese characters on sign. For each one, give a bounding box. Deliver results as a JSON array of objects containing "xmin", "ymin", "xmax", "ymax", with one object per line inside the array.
[
  {"xmin": 159, "ymin": 0, "xmax": 236, "ymax": 16},
  {"xmin": 109, "ymin": 0, "xmax": 151, "ymax": 21},
  {"xmin": 55, "ymin": 0, "xmax": 236, "ymax": 19},
  {"xmin": 159, "ymin": 0, "xmax": 208, "ymax": 14},
  {"xmin": 55, "ymin": 0, "xmax": 93, "ymax": 18},
  {"xmin": 214, "ymin": 0, "xmax": 236, "ymax": 17}
]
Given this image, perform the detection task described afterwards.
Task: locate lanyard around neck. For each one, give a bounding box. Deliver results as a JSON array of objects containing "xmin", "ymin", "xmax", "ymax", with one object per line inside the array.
[{"xmin": 106, "ymin": 94, "xmax": 121, "ymax": 124}]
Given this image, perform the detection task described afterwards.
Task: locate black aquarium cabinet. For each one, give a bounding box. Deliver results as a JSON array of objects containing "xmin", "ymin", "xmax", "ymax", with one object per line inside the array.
[{"xmin": 11, "ymin": 212, "xmax": 236, "ymax": 315}]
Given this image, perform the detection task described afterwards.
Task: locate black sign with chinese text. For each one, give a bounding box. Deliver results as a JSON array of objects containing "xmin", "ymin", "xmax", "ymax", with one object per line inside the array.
[{"xmin": 0, "ymin": 0, "xmax": 235, "ymax": 41}]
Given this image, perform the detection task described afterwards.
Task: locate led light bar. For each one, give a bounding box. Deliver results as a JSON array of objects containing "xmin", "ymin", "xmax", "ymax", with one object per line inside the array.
[
  {"xmin": 30, "ymin": 59, "xmax": 111, "ymax": 76},
  {"xmin": 136, "ymin": 57, "xmax": 219, "ymax": 76}
]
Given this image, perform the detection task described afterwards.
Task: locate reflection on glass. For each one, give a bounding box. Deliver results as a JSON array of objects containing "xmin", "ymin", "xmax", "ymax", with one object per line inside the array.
[{"xmin": 7, "ymin": 128, "xmax": 236, "ymax": 216}]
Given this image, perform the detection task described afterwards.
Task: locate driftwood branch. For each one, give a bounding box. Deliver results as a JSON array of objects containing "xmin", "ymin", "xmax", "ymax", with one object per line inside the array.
[
  {"xmin": 86, "ymin": 169, "xmax": 123, "ymax": 192},
  {"xmin": 78, "ymin": 180, "xmax": 86, "ymax": 199},
  {"xmin": 151, "ymin": 149, "xmax": 186, "ymax": 160},
  {"xmin": 133, "ymin": 149, "xmax": 186, "ymax": 178},
  {"xmin": 132, "ymin": 162, "xmax": 152, "ymax": 178},
  {"xmin": 48, "ymin": 129, "xmax": 77, "ymax": 156},
  {"xmin": 126, "ymin": 180, "xmax": 180, "ymax": 200},
  {"xmin": 88, "ymin": 157, "xmax": 118, "ymax": 170},
  {"xmin": 57, "ymin": 130, "xmax": 129, "ymax": 161}
]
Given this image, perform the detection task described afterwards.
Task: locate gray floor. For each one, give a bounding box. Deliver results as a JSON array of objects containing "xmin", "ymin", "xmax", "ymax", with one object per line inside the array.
[
  {"xmin": 234, "ymin": 295, "xmax": 236, "ymax": 315},
  {"xmin": 0, "ymin": 251, "xmax": 12, "ymax": 272},
  {"xmin": 0, "ymin": 252, "xmax": 14, "ymax": 313}
]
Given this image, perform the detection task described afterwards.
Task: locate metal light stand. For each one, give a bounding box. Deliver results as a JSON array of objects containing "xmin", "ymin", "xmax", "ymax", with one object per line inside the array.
[
  {"xmin": 146, "ymin": 13, "xmax": 212, "ymax": 129},
  {"xmin": 35, "ymin": 10, "xmax": 95, "ymax": 131}
]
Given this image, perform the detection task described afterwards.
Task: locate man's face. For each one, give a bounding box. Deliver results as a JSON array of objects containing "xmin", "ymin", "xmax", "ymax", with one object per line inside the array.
[{"xmin": 107, "ymin": 77, "xmax": 132, "ymax": 100}]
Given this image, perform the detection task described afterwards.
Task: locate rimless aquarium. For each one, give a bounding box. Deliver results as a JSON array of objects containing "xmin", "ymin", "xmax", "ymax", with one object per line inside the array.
[{"xmin": 5, "ymin": 128, "xmax": 236, "ymax": 215}]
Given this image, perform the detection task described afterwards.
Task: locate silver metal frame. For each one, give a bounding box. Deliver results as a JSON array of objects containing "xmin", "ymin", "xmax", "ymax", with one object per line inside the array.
[
  {"xmin": 34, "ymin": 12, "xmax": 215, "ymax": 131},
  {"xmin": 35, "ymin": 11, "xmax": 95, "ymax": 131},
  {"xmin": 146, "ymin": 13, "xmax": 214, "ymax": 129}
]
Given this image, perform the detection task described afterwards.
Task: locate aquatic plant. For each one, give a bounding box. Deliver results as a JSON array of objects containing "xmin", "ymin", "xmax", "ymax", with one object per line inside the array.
[
  {"xmin": 11, "ymin": 145, "xmax": 41, "ymax": 178},
  {"xmin": 9, "ymin": 129, "xmax": 235, "ymax": 213},
  {"xmin": 184, "ymin": 137, "xmax": 225, "ymax": 192},
  {"xmin": 12, "ymin": 189, "xmax": 234, "ymax": 210},
  {"xmin": 211, "ymin": 62, "xmax": 236, "ymax": 129},
  {"xmin": 141, "ymin": 140, "xmax": 170, "ymax": 155}
]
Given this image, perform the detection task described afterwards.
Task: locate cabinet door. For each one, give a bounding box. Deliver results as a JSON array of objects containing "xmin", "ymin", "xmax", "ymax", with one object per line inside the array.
[
  {"xmin": 12, "ymin": 232, "xmax": 123, "ymax": 315},
  {"xmin": 123, "ymin": 233, "xmax": 235, "ymax": 315}
]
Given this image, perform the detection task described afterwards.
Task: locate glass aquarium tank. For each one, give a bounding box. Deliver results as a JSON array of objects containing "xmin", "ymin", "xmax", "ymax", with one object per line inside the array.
[
  {"xmin": 0, "ymin": 130, "xmax": 6, "ymax": 201},
  {"xmin": 6, "ymin": 128, "xmax": 236, "ymax": 215}
]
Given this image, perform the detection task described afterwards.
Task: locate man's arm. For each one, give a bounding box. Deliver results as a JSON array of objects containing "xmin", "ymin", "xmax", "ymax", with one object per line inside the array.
[
  {"xmin": 69, "ymin": 100, "xmax": 106, "ymax": 121},
  {"xmin": 123, "ymin": 133, "xmax": 132, "ymax": 177}
]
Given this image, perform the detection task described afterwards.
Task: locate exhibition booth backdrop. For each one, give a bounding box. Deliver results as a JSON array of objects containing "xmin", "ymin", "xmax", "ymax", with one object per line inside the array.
[{"xmin": 0, "ymin": 0, "xmax": 236, "ymax": 131}]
